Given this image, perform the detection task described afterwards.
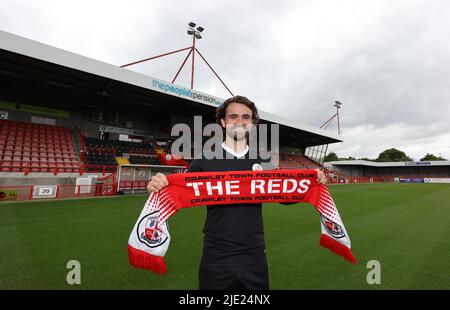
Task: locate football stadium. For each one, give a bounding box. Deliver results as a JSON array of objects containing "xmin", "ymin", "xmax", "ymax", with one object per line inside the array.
[{"xmin": 1, "ymin": 29, "xmax": 449, "ymax": 290}]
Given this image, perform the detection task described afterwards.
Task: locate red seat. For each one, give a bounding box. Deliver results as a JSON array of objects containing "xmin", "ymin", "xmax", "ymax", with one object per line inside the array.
[
  {"xmin": 1, "ymin": 161, "xmax": 12, "ymax": 172},
  {"xmin": 0, "ymin": 120, "xmax": 78, "ymax": 174},
  {"xmin": 31, "ymin": 162, "xmax": 40, "ymax": 172},
  {"xmin": 12, "ymin": 161, "xmax": 21, "ymax": 172},
  {"xmin": 40, "ymin": 162, "xmax": 49, "ymax": 172}
]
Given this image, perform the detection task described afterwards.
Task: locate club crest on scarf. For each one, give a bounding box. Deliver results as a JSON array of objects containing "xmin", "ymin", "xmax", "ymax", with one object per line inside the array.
[
  {"xmin": 321, "ymin": 215, "xmax": 345, "ymax": 239},
  {"xmin": 137, "ymin": 211, "xmax": 169, "ymax": 248}
]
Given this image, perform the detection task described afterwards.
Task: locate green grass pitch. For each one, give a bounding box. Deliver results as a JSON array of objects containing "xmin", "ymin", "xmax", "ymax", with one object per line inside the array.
[{"xmin": 0, "ymin": 183, "xmax": 449, "ymax": 289}]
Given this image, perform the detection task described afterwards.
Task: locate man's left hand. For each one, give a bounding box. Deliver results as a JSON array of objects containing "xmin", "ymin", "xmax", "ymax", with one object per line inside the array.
[{"xmin": 315, "ymin": 169, "xmax": 327, "ymax": 185}]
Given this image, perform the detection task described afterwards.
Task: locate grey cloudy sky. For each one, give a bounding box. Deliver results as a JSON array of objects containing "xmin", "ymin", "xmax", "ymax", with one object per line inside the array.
[{"xmin": 1, "ymin": 0, "xmax": 450, "ymax": 160}]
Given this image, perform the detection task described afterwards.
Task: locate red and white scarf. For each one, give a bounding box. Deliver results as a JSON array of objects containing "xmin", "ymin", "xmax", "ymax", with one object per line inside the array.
[{"xmin": 128, "ymin": 169, "xmax": 357, "ymax": 274}]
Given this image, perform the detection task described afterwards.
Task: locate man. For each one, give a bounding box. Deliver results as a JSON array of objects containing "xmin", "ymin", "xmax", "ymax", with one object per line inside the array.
[{"xmin": 147, "ymin": 96, "xmax": 327, "ymax": 289}]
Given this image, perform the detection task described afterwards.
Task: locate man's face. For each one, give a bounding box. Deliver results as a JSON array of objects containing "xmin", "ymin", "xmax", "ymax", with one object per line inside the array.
[{"xmin": 220, "ymin": 102, "xmax": 253, "ymax": 141}]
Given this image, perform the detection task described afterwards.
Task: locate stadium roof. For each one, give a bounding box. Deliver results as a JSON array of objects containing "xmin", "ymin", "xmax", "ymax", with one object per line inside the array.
[
  {"xmin": 0, "ymin": 29, "xmax": 342, "ymax": 146},
  {"xmin": 326, "ymin": 160, "xmax": 450, "ymax": 167}
]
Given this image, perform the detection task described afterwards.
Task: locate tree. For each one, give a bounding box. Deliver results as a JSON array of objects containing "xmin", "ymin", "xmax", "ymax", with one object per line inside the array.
[
  {"xmin": 420, "ymin": 153, "xmax": 447, "ymax": 161},
  {"xmin": 324, "ymin": 152, "xmax": 339, "ymax": 162},
  {"xmin": 358, "ymin": 157, "xmax": 375, "ymax": 161},
  {"xmin": 376, "ymin": 148, "xmax": 412, "ymax": 162},
  {"xmin": 341, "ymin": 156, "xmax": 356, "ymax": 161}
]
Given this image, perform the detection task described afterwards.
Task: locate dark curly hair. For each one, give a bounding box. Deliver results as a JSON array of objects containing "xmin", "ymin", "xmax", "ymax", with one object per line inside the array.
[{"xmin": 215, "ymin": 95, "xmax": 260, "ymax": 126}]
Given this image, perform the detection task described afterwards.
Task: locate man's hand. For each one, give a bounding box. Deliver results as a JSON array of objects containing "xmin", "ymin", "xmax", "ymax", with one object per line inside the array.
[
  {"xmin": 315, "ymin": 169, "xmax": 327, "ymax": 185},
  {"xmin": 147, "ymin": 173, "xmax": 169, "ymax": 193}
]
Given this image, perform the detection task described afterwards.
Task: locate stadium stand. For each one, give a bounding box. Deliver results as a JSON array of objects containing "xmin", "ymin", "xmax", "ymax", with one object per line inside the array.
[
  {"xmin": 278, "ymin": 156, "xmax": 302, "ymax": 169},
  {"xmin": 0, "ymin": 119, "xmax": 80, "ymax": 173},
  {"xmin": 0, "ymin": 30, "xmax": 350, "ymax": 201},
  {"xmin": 81, "ymin": 137, "xmax": 159, "ymax": 170},
  {"xmin": 84, "ymin": 152, "xmax": 117, "ymax": 166},
  {"xmin": 116, "ymin": 157, "xmax": 130, "ymax": 165},
  {"xmin": 278, "ymin": 153, "xmax": 323, "ymax": 170},
  {"xmin": 128, "ymin": 155, "xmax": 159, "ymax": 165},
  {"xmin": 83, "ymin": 137, "xmax": 153, "ymax": 155}
]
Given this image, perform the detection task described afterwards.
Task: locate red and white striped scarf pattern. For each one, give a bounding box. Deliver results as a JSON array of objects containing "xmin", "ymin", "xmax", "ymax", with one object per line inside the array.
[{"xmin": 128, "ymin": 169, "xmax": 357, "ymax": 274}]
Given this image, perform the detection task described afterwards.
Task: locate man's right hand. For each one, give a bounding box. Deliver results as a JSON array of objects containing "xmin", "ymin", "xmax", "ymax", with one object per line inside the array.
[{"xmin": 147, "ymin": 173, "xmax": 169, "ymax": 193}]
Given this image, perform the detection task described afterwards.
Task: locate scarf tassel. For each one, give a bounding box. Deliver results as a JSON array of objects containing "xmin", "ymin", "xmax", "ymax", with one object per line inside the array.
[
  {"xmin": 128, "ymin": 245, "xmax": 167, "ymax": 274},
  {"xmin": 319, "ymin": 234, "xmax": 357, "ymax": 265}
]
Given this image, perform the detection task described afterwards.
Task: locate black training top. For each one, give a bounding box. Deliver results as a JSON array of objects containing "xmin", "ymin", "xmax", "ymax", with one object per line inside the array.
[{"xmin": 187, "ymin": 144, "xmax": 276, "ymax": 266}]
